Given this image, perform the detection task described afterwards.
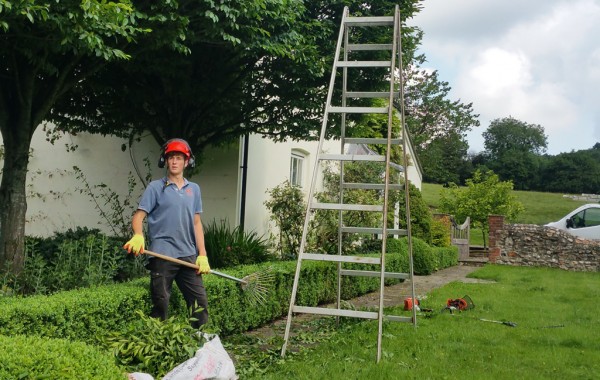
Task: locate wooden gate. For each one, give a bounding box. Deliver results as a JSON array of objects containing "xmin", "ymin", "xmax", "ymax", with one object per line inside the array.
[{"xmin": 450, "ymin": 216, "xmax": 470, "ymax": 260}]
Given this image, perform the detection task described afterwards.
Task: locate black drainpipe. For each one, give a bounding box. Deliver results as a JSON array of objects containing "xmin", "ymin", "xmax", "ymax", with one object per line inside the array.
[{"xmin": 239, "ymin": 133, "xmax": 249, "ymax": 232}]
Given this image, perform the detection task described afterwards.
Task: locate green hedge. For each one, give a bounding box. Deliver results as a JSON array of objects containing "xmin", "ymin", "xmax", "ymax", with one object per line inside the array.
[
  {"xmin": 0, "ymin": 334, "xmax": 125, "ymax": 379},
  {"xmin": 0, "ymin": 240, "xmax": 457, "ymax": 339},
  {"xmin": 0, "ymin": 279, "xmax": 151, "ymax": 342}
]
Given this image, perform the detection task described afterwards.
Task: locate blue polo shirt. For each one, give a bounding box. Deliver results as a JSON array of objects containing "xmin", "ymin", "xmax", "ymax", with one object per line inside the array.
[{"xmin": 138, "ymin": 177, "xmax": 202, "ymax": 259}]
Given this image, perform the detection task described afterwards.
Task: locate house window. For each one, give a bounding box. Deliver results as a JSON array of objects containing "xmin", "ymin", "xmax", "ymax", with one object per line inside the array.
[{"xmin": 290, "ymin": 151, "xmax": 305, "ymax": 187}]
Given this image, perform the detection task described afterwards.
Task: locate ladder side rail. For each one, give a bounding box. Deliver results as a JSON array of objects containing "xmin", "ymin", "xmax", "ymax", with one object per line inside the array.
[
  {"xmin": 281, "ymin": 6, "xmax": 350, "ymax": 358},
  {"xmin": 393, "ymin": 7, "xmax": 418, "ymax": 329},
  {"xmin": 336, "ymin": 21, "xmax": 351, "ymax": 316},
  {"xmin": 376, "ymin": 4, "xmax": 400, "ymax": 363}
]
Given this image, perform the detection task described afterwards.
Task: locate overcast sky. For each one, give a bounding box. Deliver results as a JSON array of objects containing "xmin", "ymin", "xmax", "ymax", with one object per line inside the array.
[{"xmin": 408, "ymin": 0, "xmax": 600, "ymax": 155}]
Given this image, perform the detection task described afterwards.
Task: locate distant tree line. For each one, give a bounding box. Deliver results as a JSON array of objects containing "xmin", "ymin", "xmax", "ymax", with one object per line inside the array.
[{"xmin": 420, "ymin": 117, "xmax": 600, "ymax": 194}]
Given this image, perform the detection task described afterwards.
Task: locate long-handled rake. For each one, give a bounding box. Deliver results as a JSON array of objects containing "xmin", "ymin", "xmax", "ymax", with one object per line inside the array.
[{"xmin": 143, "ymin": 250, "xmax": 274, "ymax": 306}]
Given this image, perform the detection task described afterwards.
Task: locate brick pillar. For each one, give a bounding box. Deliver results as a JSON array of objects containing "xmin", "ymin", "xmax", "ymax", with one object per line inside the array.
[
  {"xmin": 488, "ymin": 215, "xmax": 504, "ymax": 248},
  {"xmin": 488, "ymin": 215, "xmax": 504, "ymax": 263}
]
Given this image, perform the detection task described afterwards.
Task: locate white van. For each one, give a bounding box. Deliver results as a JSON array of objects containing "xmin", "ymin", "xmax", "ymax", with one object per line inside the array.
[{"xmin": 545, "ymin": 204, "xmax": 600, "ymax": 240}]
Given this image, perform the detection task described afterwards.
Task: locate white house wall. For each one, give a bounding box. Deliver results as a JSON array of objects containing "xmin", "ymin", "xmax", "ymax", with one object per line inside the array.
[
  {"xmin": 1, "ymin": 129, "xmax": 162, "ymax": 237},
  {"xmin": 0, "ymin": 129, "xmax": 238, "ymax": 238},
  {"xmin": 241, "ymin": 135, "xmax": 339, "ymax": 238},
  {"xmin": 193, "ymin": 142, "xmax": 239, "ymax": 227}
]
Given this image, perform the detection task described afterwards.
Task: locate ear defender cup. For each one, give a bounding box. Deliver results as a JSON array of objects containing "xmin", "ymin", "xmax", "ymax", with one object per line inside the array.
[{"xmin": 158, "ymin": 138, "xmax": 196, "ymax": 168}]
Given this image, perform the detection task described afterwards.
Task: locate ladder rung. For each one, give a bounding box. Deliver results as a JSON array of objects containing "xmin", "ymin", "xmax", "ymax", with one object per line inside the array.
[
  {"xmin": 311, "ymin": 203, "xmax": 383, "ymax": 212},
  {"xmin": 329, "ymin": 106, "xmax": 388, "ymax": 114},
  {"xmin": 336, "ymin": 61, "xmax": 392, "ymax": 68},
  {"xmin": 346, "ymin": 43, "xmax": 393, "ymax": 51},
  {"xmin": 385, "ymin": 315, "xmax": 414, "ymax": 323},
  {"xmin": 340, "ymin": 226, "xmax": 407, "ymax": 235},
  {"xmin": 345, "ymin": 91, "xmax": 399, "ymax": 99},
  {"xmin": 341, "ymin": 183, "xmax": 403, "ymax": 191},
  {"xmin": 340, "ymin": 269, "xmax": 410, "ymax": 280},
  {"xmin": 344, "ymin": 137, "xmax": 402, "ymax": 145},
  {"xmin": 293, "ymin": 306, "xmax": 378, "ymax": 320},
  {"xmin": 345, "ymin": 16, "xmax": 394, "ymax": 27},
  {"xmin": 302, "ymin": 253, "xmax": 381, "ymax": 265},
  {"xmin": 319, "ymin": 153, "xmax": 386, "ymax": 162}
]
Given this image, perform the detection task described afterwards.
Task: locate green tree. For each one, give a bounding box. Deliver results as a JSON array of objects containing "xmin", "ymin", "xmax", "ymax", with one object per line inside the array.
[
  {"xmin": 482, "ymin": 117, "xmax": 548, "ymax": 189},
  {"xmin": 400, "ymin": 67, "xmax": 479, "ymax": 185},
  {"xmin": 483, "ymin": 117, "xmax": 548, "ymax": 157},
  {"xmin": 540, "ymin": 146, "xmax": 600, "ymax": 193},
  {"xmin": 419, "ymin": 131, "xmax": 469, "ymax": 184},
  {"xmin": 0, "ymin": 1, "xmax": 192, "ymax": 274},
  {"xmin": 53, "ymin": 0, "xmax": 425, "ymax": 156},
  {"xmin": 439, "ymin": 169, "xmax": 524, "ymax": 247},
  {"xmin": 403, "ymin": 67, "xmax": 480, "ymax": 150},
  {"xmin": 51, "ymin": 0, "xmax": 320, "ymax": 150}
]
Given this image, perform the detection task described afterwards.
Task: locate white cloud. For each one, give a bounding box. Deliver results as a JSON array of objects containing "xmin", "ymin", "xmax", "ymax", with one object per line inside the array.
[
  {"xmin": 466, "ymin": 48, "xmax": 532, "ymax": 97},
  {"xmin": 410, "ymin": 0, "xmax": 600, "ymax": 154}
]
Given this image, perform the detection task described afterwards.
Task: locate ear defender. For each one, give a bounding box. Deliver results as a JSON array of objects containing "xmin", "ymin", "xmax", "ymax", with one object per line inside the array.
[{"xmin": 158, "ymin": 139, "xmax": 195, "ymax": 168}]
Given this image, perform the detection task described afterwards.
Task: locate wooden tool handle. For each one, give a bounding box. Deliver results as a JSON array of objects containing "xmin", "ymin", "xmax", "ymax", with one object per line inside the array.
[
  {"xmin": 143, "ymin": 249, "xmax": 246, "ymax": 284},
  {"xmin": 144, "ymin": 249, "xmax": 199, "ymax": 269}
]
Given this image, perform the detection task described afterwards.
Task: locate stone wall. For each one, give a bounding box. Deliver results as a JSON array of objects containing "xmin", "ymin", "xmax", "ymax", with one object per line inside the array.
[{"xmin": 488, "ymin": 215, "xmax": 600, "ymax": 272}]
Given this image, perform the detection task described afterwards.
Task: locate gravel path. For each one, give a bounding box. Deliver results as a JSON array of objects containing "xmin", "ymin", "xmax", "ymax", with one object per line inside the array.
[{"xmin": 348, "ymin": 263, "xmax": 487, "ymax": 309}]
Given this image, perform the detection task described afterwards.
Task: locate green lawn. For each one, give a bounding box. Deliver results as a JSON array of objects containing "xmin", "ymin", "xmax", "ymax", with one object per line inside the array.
[
  {"xmin": 230, "ymin": 265, "xmax": 600, "ymax": 379},
  {"xmin": 421, "ymin": 183, "xmax": 591, "ymax": 246}
]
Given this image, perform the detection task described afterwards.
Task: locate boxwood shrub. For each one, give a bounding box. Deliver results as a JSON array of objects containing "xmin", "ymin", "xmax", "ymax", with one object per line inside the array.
[{"xmin": 0, "ymin": 334, "xmax": 125, "ymax": 379}]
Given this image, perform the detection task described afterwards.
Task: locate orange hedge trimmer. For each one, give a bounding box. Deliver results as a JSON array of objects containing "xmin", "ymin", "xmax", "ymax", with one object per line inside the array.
[{"xmin": 445, "ymin": 295, "xmax": 475, "ymax": 313}]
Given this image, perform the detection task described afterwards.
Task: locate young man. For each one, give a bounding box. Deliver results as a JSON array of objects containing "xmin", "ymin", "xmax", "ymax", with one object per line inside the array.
[{"xmin": 124, "ymin": 138, "xmax": 211, "ymax": 328}]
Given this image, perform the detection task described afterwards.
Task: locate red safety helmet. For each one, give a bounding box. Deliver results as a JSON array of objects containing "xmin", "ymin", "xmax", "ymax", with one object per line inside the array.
[{"xmin": 158, "ymin": 138, "xmax": 195, "ymax": 168}]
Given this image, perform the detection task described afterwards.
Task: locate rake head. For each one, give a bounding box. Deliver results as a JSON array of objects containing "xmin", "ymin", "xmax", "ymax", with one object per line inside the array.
[{"xmin": 239, "ymin": 267, "xmax": 275, "ymax": 306}]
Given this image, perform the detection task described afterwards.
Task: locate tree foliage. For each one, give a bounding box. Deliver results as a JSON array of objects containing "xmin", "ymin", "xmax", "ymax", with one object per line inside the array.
[
  {"xmin": 402, "ymin": 67, "xmax": 480, "ymax": 184},
  {"xmin": 483, "ymin": 116, "xmax": 548, "ymax": 158},
  {"xmin": 51, "ymin": 0, "xmax": 425, "ymax": 157},
  {"xmin": 0, "ymin": 0, "xmax": 188, "ymax": 274},
  {"xmin": 539, "ymin": 145, "xmax": 600, "ymax": 194},
  {"xmin": 403, "ymin": 67, "xmax": 480, "ymax": 148},
  {"xmin": 313, "ymin": 161, "xmax": 433, "ymax": 253},
  {"xmin": 419, "ymin": 131, "xmax": 469, "ymax": 184},
  {"xmin": 439, "ymin": 169, "xmax": 524, "ymax": 247},
  {"xmin": 264, "ymin": 181, "xmax": 306, "ymax": 259},
  {"xmin": 479, "ymin": 117, "xmax": 548, "ymax": 190}
]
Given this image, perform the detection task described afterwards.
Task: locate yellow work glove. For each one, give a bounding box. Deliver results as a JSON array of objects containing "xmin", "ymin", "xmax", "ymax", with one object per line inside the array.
[
  {"xmin": 123, "ymin": 234, "xmax": 145, "ymax": 256},
  {"xmin": 195, "ymin": 255, "xmax": 211, "ymax": 275}
]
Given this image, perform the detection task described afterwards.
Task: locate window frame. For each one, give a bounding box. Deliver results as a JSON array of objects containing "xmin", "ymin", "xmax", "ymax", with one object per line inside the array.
[{"xmin": 290, "ymin": 151, "xmax": 305, "ymax": 187}]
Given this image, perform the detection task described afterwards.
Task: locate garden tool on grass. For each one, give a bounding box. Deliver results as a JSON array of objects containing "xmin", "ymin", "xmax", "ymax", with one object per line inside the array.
[
  {"xmin": 442, "ymin": 295, "xmax": 475, "ymax": 314},
  {"xmin": 143, "ymin": 249, "xmax": 273, "ymax": 306},
  {"xmin": 479, "ymin": 318, "xmax": 517, "ymax": 327}
]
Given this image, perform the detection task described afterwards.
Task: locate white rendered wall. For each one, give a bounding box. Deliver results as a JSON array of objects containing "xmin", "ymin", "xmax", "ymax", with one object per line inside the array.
[
  {"xmin": 0, "ymin": 129, "xmax": 238, "ymax": 237},
  {"xmin": 242, "ymin": 134, "xmax": 338, "ymax": 238},
  {"xmin": 17, "ymin": 130, "xmax": 162, "ymax": 236},
  {"xmin": 193, "ymin": 142, "xmax": 239, "ymax": 228}
]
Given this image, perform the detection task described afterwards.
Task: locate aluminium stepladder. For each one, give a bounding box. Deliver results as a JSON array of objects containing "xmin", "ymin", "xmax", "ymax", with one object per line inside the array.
[{"xmin": 280, "ymin": 5, "xmax": 417, "ymax": 362}]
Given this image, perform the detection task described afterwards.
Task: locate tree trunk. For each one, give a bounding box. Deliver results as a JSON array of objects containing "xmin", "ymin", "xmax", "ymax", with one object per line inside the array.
[{"xmin": 0, "ymin": 126, "xmax": 32, "ymax": 276}]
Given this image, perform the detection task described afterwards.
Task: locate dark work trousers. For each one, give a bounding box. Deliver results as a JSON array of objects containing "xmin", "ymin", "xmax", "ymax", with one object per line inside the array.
[{"xmin": 147, "ymin": 255, "xmax": 209, "ymax": 328}]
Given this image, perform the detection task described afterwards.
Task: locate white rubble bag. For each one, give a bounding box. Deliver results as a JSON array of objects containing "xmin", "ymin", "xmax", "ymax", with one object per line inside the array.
[{"xmin": 162, "ymin": 333, "xmax": 238, "ymax": 380}]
